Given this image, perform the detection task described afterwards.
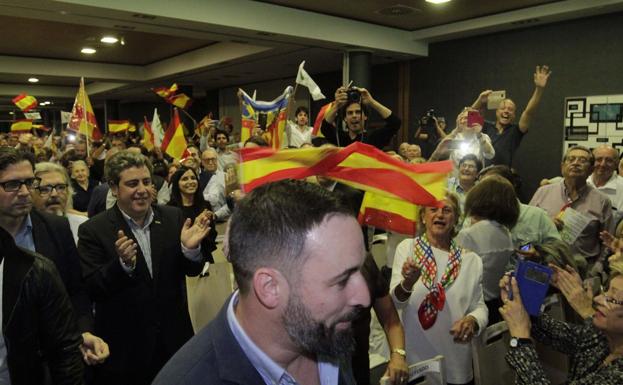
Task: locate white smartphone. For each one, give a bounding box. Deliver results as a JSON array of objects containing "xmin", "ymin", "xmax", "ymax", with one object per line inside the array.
[{"xmin": 487, "ymin": 90, "xmax": 506, "ymax": 110}]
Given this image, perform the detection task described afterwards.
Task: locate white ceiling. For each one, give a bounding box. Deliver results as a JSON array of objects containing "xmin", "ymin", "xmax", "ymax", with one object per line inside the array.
[{"xmin": 0, "ymin": 0, "xmax": 622, "ymax": 109}]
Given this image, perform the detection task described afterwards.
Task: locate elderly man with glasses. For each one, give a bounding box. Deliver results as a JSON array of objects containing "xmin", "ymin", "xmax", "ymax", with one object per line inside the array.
[{"xmin": 530, "ymin": 145, "xmax": 612, "ymax": 278}]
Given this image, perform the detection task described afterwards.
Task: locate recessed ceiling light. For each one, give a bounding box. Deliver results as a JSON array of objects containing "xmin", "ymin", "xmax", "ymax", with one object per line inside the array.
[
  {"xmin": 28, "ymin": 77, "xmax": 39, "ymax": 83},
  {"xmin": 426, "ymin": 0, "xmax": 452, "ymax": 4},
  {"xmin": 100, "ymin": 36, "xmax": 119, "ymax": 44},
  {"xmin": 81, "ymin": 47, "xmax": 97, "ymax": 54}
]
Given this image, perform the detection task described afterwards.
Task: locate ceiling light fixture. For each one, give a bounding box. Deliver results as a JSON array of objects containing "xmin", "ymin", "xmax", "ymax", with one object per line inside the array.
[
  {"xmin": 426, "ymin": 0, "xmax": 452, "ymax": 4},
  {"xmin": 100, "ymin": 36, "xmax": 119, "ymax": 44},
  {"xmin": 81, "ymin": 47, "xmax": 97, "ymax": 54},
  {"xmin": 28, "ymin": 77, "xmax": 39, "ymax": 83}
]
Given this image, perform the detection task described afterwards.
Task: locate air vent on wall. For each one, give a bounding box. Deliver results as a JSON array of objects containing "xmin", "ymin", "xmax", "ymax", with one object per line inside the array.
[{"xmin": 377, "ymin": 4, "xmax": 420, "ymax": 16}]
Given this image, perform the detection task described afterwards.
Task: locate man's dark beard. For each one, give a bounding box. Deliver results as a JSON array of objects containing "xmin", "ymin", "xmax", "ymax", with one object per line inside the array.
[{"xmin": 282, "ymin": 292, "xmax": 360, "ymax": 359}]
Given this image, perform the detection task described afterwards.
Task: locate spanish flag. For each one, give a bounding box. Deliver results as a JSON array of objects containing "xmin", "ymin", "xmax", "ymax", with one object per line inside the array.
[
  {"xmin": 10, "ymin": 119, "xmax": 33, "ymax": 132},
  {"xmin": 161, "ymin": 108, "xmax": 190, "ymax": 160},
  {"xmin": 312, "ymin": 103, "xmax": 331, "ymax": 137},
  {"xmin": 358, "ymin": 192, "xmax": 419, "ymax": 236},
  {"xmin": 67, "ymin": 77, "xmax": 102, "ymax": 140},
  {"xmin": 12, "ymin": 93, "xmax": 38, "ymax": 112},
  {"xmin": 153, "ymin": 83, "xmax": 192, "ymax": 110},
  {"xmin": 239, "ymin": 142, "xmax": 452, "ymax": 206},
  {"xmin": 142, "ymin": 116, "xmax": 154, "ymax": 151},
  {"xmin": 108, "ymin": 120, "xmax": 130, "ymax": 133}
]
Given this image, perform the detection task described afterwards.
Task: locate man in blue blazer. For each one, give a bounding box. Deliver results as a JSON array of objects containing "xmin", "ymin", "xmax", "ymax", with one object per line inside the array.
[{"xmin": 153, "ymin": 179, "xmax": 371, "ymax": 385}]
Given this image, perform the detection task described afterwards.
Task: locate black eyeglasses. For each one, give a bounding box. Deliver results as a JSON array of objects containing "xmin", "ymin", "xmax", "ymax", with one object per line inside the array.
[
  {"xmin": 0, "ymin": 177, "xmax": 41, "ymax": 192},
  {"xmin": 36, "ymin": 183, "xmax": 68, "ymax": 195}
]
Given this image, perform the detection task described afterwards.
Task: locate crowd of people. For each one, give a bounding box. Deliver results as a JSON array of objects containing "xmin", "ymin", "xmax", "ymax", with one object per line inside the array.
[{"xmin": 1, "ymin": 63, "xmax": 623, "ymax": 385}]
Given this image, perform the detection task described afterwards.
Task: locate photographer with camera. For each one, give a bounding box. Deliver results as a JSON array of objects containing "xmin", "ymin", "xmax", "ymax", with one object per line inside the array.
[
  {"xmin": 414, "ymin": 110, "xmax": 448, "ymax": 159},
  {"xmin": 321, "ymin": 86, "xmax": 400, "ymax": 149}
]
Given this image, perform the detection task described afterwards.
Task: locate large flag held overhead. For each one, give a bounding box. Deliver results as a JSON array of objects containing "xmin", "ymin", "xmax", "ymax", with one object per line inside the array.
[
  {"xmin": 12, "ymin": 93, "xmax": 38, "ymax": 112},
  {"xmin": 239, "ymin": 142, "xmax": 452, "ymax": 206},
  {"xmin": 240, "ymin": 86, "xmax": 293, "ymax": 149},
  {"xmin": 67, "ymin": 77, "xmax": 102, "ymax": 140},
  {"xmin": 358, "ymin": 192, "xmax": 419, "ymax": 236},
  {"xmin": 151, "ymin": 108, "xmax": 165, "ymax": 147},
  {"xmin": 142, "ymin": 116, "xmax": 155, "ymax": 151},
  {"xmin": 161, "ymin": 108, "xmax": 190, "ymax": 160},
  {"xmin": 10, "ymin": 119, "xmax": 33, "ymax": 133},
  {"xmin": 153, "ymin": 83, "xmax": 192, "ymax": 110},
  {"xmin": 295, "ymin": 61, "xmax": 325, "ymax": 101}
]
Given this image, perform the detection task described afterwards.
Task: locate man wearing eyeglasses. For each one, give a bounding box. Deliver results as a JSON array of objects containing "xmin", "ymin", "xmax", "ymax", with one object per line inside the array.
[
  {"xmin": 530, "ymin": 145, "xmax": 612, "ymax": 277},
  {"xmin": 0, "ymin": 149, "xmax": 109, "ymax": 366},
  {"xmin": 0, "ymin": 147, "xmax": 85, "ymax": 384}
]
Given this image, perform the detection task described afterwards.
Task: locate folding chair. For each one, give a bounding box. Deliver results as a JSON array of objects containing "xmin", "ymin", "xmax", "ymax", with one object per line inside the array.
[
  {"xmin": 380, "ymin": 355, "xmax": 445, "ymax": 385},
  {"xmin": 472, "ymin": 321, "xmax": 515, "ymax": 385},
  {"xmin": 535, "ymin": 294, "xmax": 569, "ymax": 384}
]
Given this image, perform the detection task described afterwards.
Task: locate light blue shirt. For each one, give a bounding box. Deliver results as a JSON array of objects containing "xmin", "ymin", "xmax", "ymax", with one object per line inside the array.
[
  {"xmin": 14, "ymin": 215, "xmax": 35, "ymax": 252},
  {"xmin": 226, "ymin": 291, "xmax": 340, "ymax": 385},
  {"xmin": 118, "ymin": 206, "xmax": 202, "ymax": 276}
]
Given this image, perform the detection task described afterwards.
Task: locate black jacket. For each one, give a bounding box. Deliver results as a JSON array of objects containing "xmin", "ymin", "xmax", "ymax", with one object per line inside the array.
[
  {"xmin": 0, "ymin": 227, "xmax": 83, "ymax": 385},
  {"xmin": 78, "ymin": 205, "xmax": 206, "ymax": 385}
]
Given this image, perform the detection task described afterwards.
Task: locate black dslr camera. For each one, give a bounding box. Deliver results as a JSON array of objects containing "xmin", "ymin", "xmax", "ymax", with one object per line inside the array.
[
  {"xmin": 420, "ymin": 109, "xmax": 437, "ymax": 130},
  {"xmin": 347, "ymin": 88, "xmax": 361, "ymax": 103}
]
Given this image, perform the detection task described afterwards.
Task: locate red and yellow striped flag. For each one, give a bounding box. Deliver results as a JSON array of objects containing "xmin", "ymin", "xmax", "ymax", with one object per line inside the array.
[
  {"xmin": 12, "ymin": 93, "xmax": 38, "ymax": 112},
  {"xmin": 153, "ymin": 83, "xmax": 192, "ymax": 110},
  {"xmin": 239, "ymin": 142, "xmax": 452, "ymax": 206},
  {"xmin": 312, "ymin": 102, "xmax": 331, "ymax": 137},
  {"xmin": 67, "ymin": 77, "xmax": 102, "ymax": 140},
  {"xmin": 161, "ymin": 108, "xmax": 190, "ymax": 160},
  {"xmin": 108, "ymin": 120, "xmax": 130, "ymax": 133},
  {"xmin": 358, "ymin": 192, "xmax": 419, "ymax": 236},
  {"xmin": 143, "ymin": 116, "xmax": 154, "ymax": 151},
  {"xmin": 10, "ymin": 119, "xmax": 33, "ymax": 132}
]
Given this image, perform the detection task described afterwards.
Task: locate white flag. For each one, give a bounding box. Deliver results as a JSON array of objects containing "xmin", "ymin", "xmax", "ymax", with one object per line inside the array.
[
  {"xmin": 296, "ymin": 61, "xmax": 325, "ymax": 101},
  {"xmin": 151, "ymin": 108, "xmax": 165, "ymax": 147},
  {"xmin": 60, "ymin": 110, "xmax": 72, "ymax": 124}
]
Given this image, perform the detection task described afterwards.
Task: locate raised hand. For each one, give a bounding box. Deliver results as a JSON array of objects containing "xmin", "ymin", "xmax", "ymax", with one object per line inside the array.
[
  {"xmin": 550, "ymin": 264, "xmax": 594, "ymax": 319},
  {"xmin": 534, "ymin": 65, "xmax": 552, "ymax": 88},
  {"xmin": 180, "ymin": 209, "xmax": 212, "ymax": 249},
  {"xmin": 499, "ymin": 275, "xmax": 531, "ymax": 338}
]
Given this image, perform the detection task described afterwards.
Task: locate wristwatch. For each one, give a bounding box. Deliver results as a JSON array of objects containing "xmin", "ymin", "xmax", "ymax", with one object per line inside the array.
[
  {"xmin": 509, "ymin": 337, "xmax": 532, "ymax": 348},
  {"xmin": 392, "ymin": 348, "xmax": 407, "ymax": 358}
]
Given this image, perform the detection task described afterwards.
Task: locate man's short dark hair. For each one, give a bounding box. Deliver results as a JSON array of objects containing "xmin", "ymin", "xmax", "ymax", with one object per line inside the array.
[
  {"xmin": 105, "ymin": 150, "xmax": 153, "ymax": 186},
  {"xmin": 295, "ymin": 106, "xmax": 309, "ymax": 116},
  {"xmin": 228, "ymin": 179, "xmax": 353, "ymax": 294},
  {"xmin": 459, "ymin": 154, "xmax": 483, "ymax": 173},
  {"xmin": 215, "ymin": 129, "xmax": 229, "ymax": 141},
  {"xmin": 0, "ymin": 147, "xmax": 34, "ymax": 173}
]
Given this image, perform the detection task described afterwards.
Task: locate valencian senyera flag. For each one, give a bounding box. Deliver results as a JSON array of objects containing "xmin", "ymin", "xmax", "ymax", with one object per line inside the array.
[
  {"xmin": 67, "ymin": 77, "xmax": 102, "ymax": 140},
  {"xmin": 238, "ymin": 142, "xmax": 452, "ymax": 234},
  {"xmin": 240, "ymin": 86, "xmax": 292, "ymax": 149},
  {"xmin": 12, "ymin": 93, "xmax": 38, "ymax": 112}
]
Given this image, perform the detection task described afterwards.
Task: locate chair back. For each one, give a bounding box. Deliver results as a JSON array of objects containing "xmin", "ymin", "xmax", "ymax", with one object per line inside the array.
[
  {"xmin": 380, "ymin": 355, "xmax": 444, "ymax": 385},
  {"xmin": 472, "ymin": 321, "xmax": 515, "ymax": 385}
]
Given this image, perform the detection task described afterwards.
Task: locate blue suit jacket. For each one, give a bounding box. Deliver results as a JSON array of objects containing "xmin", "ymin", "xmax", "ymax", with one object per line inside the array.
[
  {"xmin": 152, "ymin": 295, "xmax": 265, "ymax": 385},
  {"xmin": 153, "ymin": 296, "xmax": 355, "ymax": 385}
]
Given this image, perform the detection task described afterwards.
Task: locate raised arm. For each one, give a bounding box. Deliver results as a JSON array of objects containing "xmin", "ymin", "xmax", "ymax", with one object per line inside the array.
[{"xmin": 518, "ymin": 65, "xmax": 552, "ymax": 133}]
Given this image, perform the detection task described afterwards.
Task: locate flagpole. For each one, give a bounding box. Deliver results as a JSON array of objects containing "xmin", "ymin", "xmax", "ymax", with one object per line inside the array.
[
  {"xmin": 81, "ymin": 77, "xmax": 91, "ymax": 158},
  {"xmin": 179, "ymin": 108, "xmax": 197, "ymax": 137}
]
